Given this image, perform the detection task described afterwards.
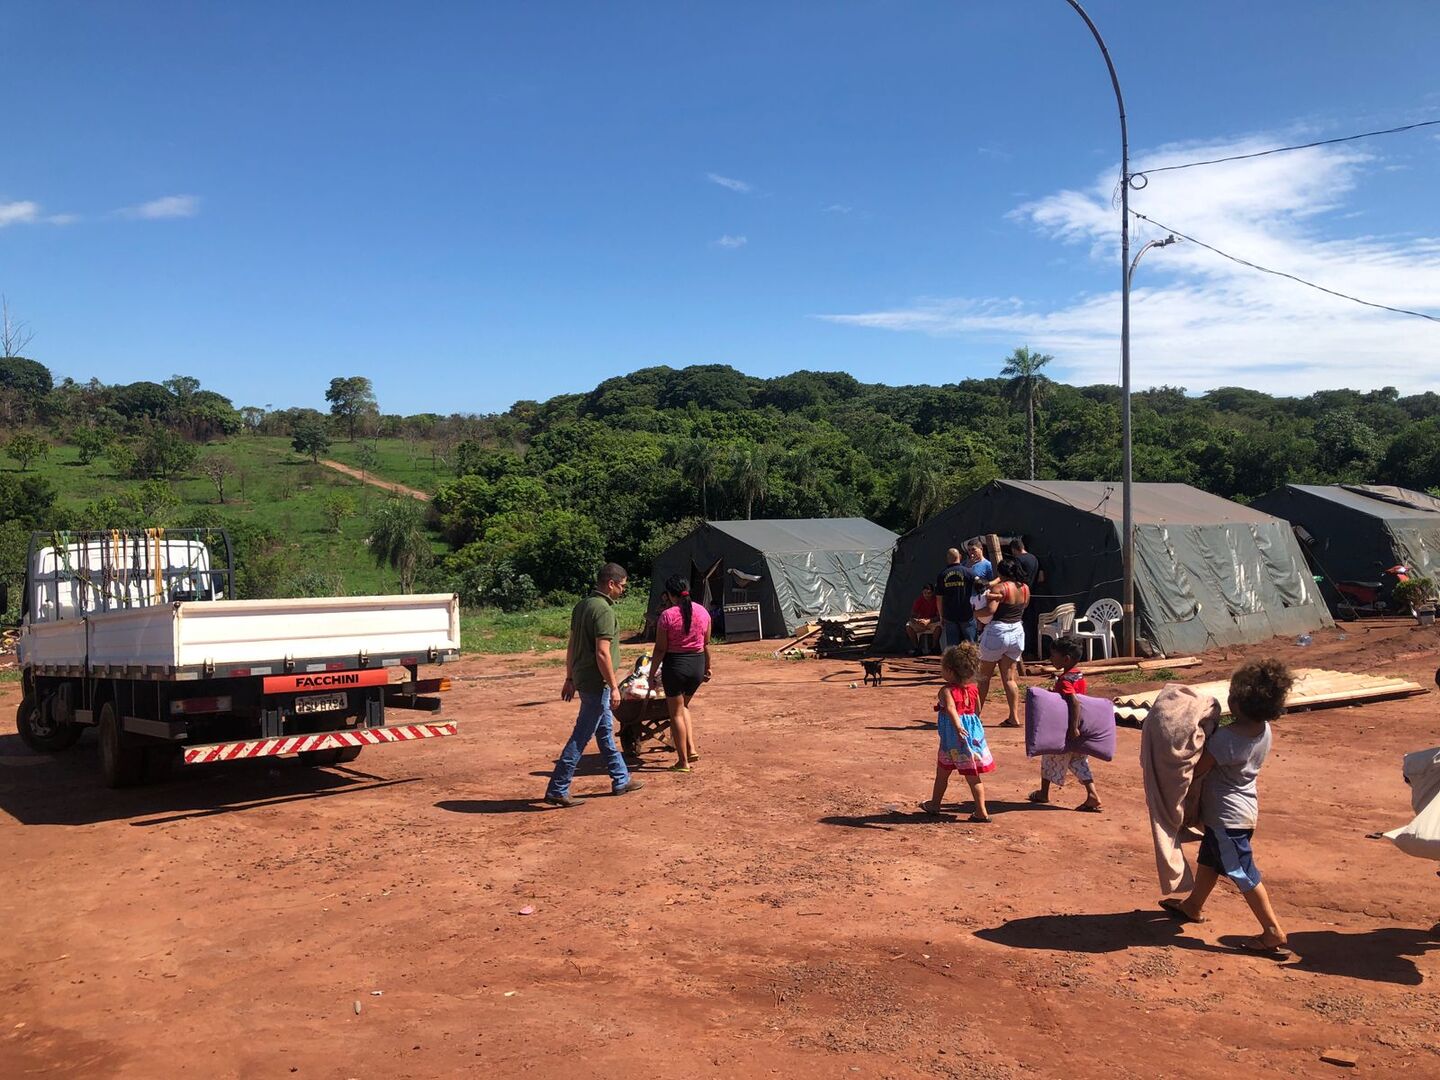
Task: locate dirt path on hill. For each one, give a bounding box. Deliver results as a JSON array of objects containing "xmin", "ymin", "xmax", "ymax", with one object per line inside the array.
[
  {"xmin": 2, "ymin": 622, "xmax": 1439, "ymax": 1077},
  {"xmin": 319, "ymin": 459, "xmax": 431, "ymax": 501}
]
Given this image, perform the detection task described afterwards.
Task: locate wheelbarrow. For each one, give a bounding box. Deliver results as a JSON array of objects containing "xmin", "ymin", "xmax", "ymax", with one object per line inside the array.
[{"xmin": 615, "ymin": 695, "xmax": 672, "ymax": 762}]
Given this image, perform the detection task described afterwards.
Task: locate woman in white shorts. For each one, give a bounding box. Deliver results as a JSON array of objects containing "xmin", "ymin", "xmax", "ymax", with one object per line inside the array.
[{"xmin": 977, "ymin": 557, "xmax": 1030, "ymax": 727}]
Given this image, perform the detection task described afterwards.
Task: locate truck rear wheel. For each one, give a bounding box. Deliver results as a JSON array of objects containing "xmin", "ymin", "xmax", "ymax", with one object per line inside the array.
[
  {"xmin": 16, "ymin": 696, "xmax": 84, "ymax": 753},
  {"xmin": 98, "ymin": 702, "xmax": 146, "ymax": 788}
]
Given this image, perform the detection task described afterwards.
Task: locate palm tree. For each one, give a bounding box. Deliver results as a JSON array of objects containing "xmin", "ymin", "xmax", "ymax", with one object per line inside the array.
[
  {"xmin": 1000, "ymin": 346, "xmax": 1053, "ymax": 480},
  {"xmin": 366, "ymin": 497, "xmax": 429, "ymax": 593},
  {"xmin": 671, "ymin": 437, "xmax": 721, "ymax": 518},
  {"xmin": 899, "ymin": 446, "xmax": 945, "ymax": 528},
  {"xmin": 729, "ymin": 444, "xmax": 769, "ymax": 520}
]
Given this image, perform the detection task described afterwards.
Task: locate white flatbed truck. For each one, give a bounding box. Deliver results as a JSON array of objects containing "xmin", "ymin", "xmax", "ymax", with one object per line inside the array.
[{"xmin": 14, "ymin": 528, "xmax": 460, "ymax": 786}]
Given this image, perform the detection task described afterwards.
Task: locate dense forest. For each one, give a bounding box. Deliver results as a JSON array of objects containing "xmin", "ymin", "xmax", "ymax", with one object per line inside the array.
[{"xmin": 4, "ymin": 350, "xmax": 1440, "ymax": 613}]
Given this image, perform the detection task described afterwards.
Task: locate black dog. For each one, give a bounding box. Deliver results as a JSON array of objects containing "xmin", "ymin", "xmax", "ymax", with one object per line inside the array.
[{"xmin": 861, "ymin": 659, "xmax": 884, "ymax": 687}]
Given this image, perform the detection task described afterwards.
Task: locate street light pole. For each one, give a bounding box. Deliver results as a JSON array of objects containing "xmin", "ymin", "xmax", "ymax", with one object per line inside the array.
[{"xmin": 1061, "ymin": 1, "xmax": 1134, "ymax": 654}]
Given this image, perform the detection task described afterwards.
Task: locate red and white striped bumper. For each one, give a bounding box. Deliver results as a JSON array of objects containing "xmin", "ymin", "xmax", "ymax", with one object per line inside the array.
[{"xmin": 182, "ymin": 722, "xmax": 458, "ymax": 765}]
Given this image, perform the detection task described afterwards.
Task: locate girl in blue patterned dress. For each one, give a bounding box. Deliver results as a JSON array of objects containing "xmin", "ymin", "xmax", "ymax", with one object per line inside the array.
[{"xmin": 919, "ymin": 642, "xmax": 994, "ymax": 822}]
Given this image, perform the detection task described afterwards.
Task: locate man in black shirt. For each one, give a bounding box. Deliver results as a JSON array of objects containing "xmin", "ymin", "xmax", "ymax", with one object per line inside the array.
[
  {"xmin": 936, "ymin": 547, "xmax": 978, "ymax": 647},
  {"xmin": 1007, "ymin": 537, "xmax": 1045, "ymax": 658},
  {"xmin": 1007, "ymin": 537, "xmax": 1041, "ymax": 589}
]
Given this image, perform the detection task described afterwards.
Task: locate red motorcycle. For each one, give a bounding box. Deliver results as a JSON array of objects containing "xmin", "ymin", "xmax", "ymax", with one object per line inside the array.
[{"xmin": 1334, "ymin": 564, "xmax": 1410, "ymax": 615}]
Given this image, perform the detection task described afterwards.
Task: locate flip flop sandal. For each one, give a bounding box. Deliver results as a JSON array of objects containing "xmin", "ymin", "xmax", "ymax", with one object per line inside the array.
[
  {"xmin": 1076, "ymin": 802, "xmax": 1104, "ymax": 813},
  {"xmin": 1159, "ymin": 898, "xmax": 1205, "ymax": 924},
  {"xmin": 1238, "ymin": 936, "xmax": 1290, "ymax": 958},
  {"xmin": 917, "ymin": 801, "xmax": 941, "ymax": 816},
  {"xmin": 968, "ymin": 814, "xmax": 992, "ymax": 824},
  {"xmin": 1027, "ymin": 790, "xmax": 1049, "ymax": 804},
  {"xmin": 667, "ymin": 764, "xmax": 692, "ymax": 773},
  {"xmin": 998, "ymin": 719, "xmax": 1021, "ymax": 728}
]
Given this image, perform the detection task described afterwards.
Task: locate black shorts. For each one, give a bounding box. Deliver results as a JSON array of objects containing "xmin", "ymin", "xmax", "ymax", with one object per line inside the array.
[{"xmin": 661, "ymin": 651, "xmax": 706, "ymax": 698}]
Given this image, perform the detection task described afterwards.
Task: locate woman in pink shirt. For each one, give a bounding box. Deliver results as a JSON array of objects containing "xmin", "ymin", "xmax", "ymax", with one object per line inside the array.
[{"xmin": 648, "ymin": 574, "xmax": 712, "ymax": 773}]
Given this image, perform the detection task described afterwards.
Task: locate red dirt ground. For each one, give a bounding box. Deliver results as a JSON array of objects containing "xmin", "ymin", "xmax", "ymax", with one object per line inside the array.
[{"xmin": 2, "ymin": 622, "xmax": 1438, "ymax": 1078}]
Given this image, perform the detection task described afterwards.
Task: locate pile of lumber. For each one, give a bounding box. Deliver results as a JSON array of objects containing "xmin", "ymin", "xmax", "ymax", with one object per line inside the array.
[
  {"xmin": 815, "ymin": 611, "xmax": 879, "ymax": 659},
  {"xmin": 1019, "ymin": 654, "xmax": 1201, "ymax": 678},
  {"xmin": 1114, "ymin": 667, "xmax": 1429, "ymax": 725}
]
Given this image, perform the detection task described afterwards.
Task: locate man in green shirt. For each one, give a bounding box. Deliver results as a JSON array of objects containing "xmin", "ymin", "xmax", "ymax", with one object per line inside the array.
[{"xmin": 544, "ymin": 563, "xmax": 646, "ymax": 807}]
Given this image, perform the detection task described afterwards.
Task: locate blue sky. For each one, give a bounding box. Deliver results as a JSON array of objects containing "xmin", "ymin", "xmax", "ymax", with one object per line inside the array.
[{"xmin": 5, "ymin": 1, "xmax": 1439, "ymax": 415}]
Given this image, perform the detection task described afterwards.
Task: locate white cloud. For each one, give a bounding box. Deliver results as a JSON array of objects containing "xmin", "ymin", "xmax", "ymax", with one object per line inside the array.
[
  {"xmin": 713, "ymin": 234, "xmax": 748, "ymax": 249},
  {"xmin": 817, "ymin": 133, "xmax": 1440, "ymax": 394},
  {"xmin": 707, "ymin": 173, "xmax": 752, "ymax": 194},
  {"xmin": 822, "ymin": 203, "xmax": 854, "ymax": 214},
  {"xmin": 120, "ymin": 194, "xmax": 200, "ymax": 219},
  {"xmin": 0, "ymin": 200, "xmax": 81, "ymax": 227},
  {"xmin": 0, "ymin": 201, "xmax": 42, "ymax": 227}
]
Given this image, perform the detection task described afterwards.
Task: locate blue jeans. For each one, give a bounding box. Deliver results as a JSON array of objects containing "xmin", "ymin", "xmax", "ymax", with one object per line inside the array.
[
  {"xmin": 546, "ymin": 689, "xmax": 631, "ymax": 799},
  {"xmin": 942, "ymin": 619, "xmax": 977, "ymax": 648}
]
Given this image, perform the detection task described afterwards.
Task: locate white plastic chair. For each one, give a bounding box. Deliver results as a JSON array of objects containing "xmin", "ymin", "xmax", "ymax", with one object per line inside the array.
[
  {"xmin": 1036, "ymin": 603, "xmax": 1076, "ymax": 658},
  {"xmin": 1074, "ymin": 597, "xmax": 1123, "ymax": 659}
]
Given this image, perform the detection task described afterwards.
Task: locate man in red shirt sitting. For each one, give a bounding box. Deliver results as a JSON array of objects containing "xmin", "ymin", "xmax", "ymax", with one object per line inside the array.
[{"xmin": 906, "ymin": 584, "xmax": 942, "ymax": 655}]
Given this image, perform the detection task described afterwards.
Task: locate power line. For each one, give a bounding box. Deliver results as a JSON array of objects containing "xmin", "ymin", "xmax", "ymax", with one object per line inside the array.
[
  {"xmin": 1129, "ymin": 117, "xmax": 1440, "ymax": 186},
  {"xmin": 1130, "ymin": 211, "xmax": 1440, "ymax": 323}
]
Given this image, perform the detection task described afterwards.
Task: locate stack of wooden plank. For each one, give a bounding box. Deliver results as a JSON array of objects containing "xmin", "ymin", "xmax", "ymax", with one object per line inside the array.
[
  {"xmin": 815, "ymin": 611, "xmax": 879, "ymax": 658},
  {"xmin": 1113, "ymin": 667, "xmax": 1429, "ymax": 725},
  {"xmin": 1019, "ymin": 655, "xmax": 1202, "ymax": 678}
]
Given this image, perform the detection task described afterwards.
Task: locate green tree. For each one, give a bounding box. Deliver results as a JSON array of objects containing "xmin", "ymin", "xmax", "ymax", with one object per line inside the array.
[
  {"xmin": 1000, "ymin": 346, "xmax": 1053, "ymax": 480},
  {"xmin": 133, "ymin": 426, "xmax": 199, "ymax": 479},
  {"xmin": 70, "ymin": 426, "xmax": 109, "ymax": 465},
  {"xmin": 1314, "ymin": 408, "xmax": 1383, "ymax": 480},
  {"xmin": 356, "ymin": 442, "xmax": 380, "ymax": 478},
  {"xmin": 290, "ymin": 414, "xmax": 331, "ymax": 463},
  {"xmin": 670, "ymin": 437, "xmax": 722, "ymax": 518},
  {"xmin": 898, "ymin": 445, "xmax": 945, "ymax": 528},
  {"xmin": 5, "ymin": 431, "xmax": 49, "ymax": 471},
  {"xmin": 325, "ymin": 376, "xmax": 378, "ymax": 441},
  {"xmin": 728, "ymin": 444, "xmax": 769, "ymax": 520},
  {"xmin": 366, "ymin": 497, "xmax": 429, "ymax": 593},
  {"xmin": 322, "ymin": 492, "xmax": 357, "ymax": 534},
  {"xmin": 0, "ymin": 355, "xmax": 52, "ymax": 423}
]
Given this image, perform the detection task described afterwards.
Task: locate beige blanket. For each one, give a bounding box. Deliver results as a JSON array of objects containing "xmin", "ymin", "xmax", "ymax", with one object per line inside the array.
[{"xmin": 1139, "ymin": 685, "xmax": 1220, "ymax": 894}]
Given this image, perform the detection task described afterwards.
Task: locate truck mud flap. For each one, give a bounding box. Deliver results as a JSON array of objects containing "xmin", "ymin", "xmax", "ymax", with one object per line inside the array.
[{"xmin": 182, "ymin": 721, "xmax": 458, "ymax": 765}]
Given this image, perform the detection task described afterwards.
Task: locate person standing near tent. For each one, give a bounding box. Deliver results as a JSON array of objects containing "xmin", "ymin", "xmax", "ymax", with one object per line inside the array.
[
  {"xmin": 965, "ymin": 540, "xmax": 993, "ymax": 582},
  {"xmin": 1007, "ymin": 537, "xmax": 1044, "ymax": 659},
  {"xmin": 976, "ymin": 557, "xmax": 1031, "ymax": 728},
  {"xmin": 937, "ymin": 548, "xmax": 978, "ymax": 647},
  {"xmin": 648, "ymin": 574, "xmax": 712, "ymax": 773},
  {"xmin": 544, "ymin": 563, "xmax": 646, "ymax": 808}
]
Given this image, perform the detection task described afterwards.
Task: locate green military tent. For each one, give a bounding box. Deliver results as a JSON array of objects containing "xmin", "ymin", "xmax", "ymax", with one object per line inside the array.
[
  {"xmin": 1251, "ymin": 484, "xmax": 1440, "ymax": 588},
  {"xmin": 876, "ymin": 480, "xmax": 1332, "ymax": 657},
  {"xmin": 647, "ymin": 518, "xmax": 898, "ymax": 639}
]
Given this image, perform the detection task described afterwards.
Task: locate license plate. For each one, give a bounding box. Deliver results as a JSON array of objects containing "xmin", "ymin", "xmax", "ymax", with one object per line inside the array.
[{"xmin": 294, "ymin": 693, "xmax": 347, "ymax": 715}]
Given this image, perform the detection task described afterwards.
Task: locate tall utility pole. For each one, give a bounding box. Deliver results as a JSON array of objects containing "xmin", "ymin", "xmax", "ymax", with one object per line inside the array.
[{"xmin": 1062, "ymin": 1, "xmax": 1134, "ymax": 655}]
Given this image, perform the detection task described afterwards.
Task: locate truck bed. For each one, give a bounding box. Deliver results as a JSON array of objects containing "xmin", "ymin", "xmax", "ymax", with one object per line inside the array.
[{"xmin": 19, "ymin": 593, "xmax": 461, "ymax": 679}]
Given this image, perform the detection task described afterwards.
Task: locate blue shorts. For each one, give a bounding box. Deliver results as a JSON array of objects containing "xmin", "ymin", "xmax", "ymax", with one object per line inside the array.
[{"xmin": 1198, "ymin": 827, "xmax": 1262, "ymax": 893}]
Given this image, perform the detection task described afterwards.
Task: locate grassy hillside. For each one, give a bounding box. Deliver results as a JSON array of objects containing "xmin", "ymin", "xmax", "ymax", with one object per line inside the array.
[{"xmin": 10, "ymin": 435, "xmax": 441, "ymax": 597}]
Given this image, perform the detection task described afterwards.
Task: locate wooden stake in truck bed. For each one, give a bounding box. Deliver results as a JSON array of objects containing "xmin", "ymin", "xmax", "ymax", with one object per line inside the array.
[{"xmin": 14, "ymin": 528, "xmax": 460, "ymax": 787}]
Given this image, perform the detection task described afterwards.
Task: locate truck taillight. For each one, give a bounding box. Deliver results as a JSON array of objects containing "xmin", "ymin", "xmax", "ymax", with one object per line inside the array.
[{"xmin": 170, "ymin": 696, "xmax": 233, "ymax": 715}]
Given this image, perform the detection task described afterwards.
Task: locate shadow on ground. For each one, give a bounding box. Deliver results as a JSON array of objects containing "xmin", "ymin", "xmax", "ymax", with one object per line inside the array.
[
  {"xmin": 0, "ymin": 732, "xmax": 416, "ymax": 827},
  {"xmin": 977, "ymin": 909, "xmax": 1440, "ymax": 985}
]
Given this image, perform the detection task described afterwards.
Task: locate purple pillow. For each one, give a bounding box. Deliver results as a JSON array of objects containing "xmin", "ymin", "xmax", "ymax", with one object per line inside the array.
[{"xmin": 1025, "ymin": 687, "xmax": 1117, "ymax": 761}]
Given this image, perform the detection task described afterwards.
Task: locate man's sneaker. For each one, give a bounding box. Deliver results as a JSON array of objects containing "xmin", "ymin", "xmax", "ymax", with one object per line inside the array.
[
  {"xmin": 611, "ymin": 778, "xmax": 646, "ymax": 797},
  {"xmin": 543, "ymin": 793, "xmax": 579, "ymax": 808}
]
